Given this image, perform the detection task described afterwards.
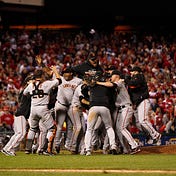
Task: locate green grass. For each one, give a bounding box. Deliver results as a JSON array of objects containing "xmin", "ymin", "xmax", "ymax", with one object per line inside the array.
[
  {"xmin": 0, "ymin": 151, "xmax": 176, "ymax": 176},
  {"xmin": 0, "ymin": 152, "xmax": 176, "ymax": 170}
]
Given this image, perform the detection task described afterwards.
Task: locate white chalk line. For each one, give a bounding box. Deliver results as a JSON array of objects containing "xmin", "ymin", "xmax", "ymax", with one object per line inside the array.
[{"xmin": 1, "ymin": 169, "xmax": 176, "ymax": 174}]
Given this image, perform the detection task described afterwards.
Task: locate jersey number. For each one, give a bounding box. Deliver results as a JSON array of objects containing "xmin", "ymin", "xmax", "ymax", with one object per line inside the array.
[{"xmin": 32, "ymin": 89, "xmax": 45, "ymax": 98}]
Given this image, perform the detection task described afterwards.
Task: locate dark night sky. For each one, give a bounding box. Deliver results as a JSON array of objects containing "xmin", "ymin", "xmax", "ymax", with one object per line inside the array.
[
  {"xmin": 1, "ymin": 0, "xmax": 176, "ymax": 29},
  {"xmin": 43, "ymin": 0, "xmax": 175, "ymax": 15},
  {"xmin": 42, "ymin": 0, "xmax": 176, "ymax": 26}
]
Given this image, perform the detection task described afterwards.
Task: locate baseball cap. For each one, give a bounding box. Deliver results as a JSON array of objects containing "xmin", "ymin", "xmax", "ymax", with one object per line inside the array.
[
  {"xmin": 62, "ymin": 67, "xmax": 73, "ymax": 74},
  {"xmin": 130, "ymin": 66, "xmax": 142, "ymax": 72}
]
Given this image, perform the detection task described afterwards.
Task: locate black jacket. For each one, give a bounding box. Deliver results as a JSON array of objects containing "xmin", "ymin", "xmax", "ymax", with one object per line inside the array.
[
  {"xmin": 127, "ymin": 73, "xmax": 149, "ymax": 106},
  {"xmin": 15, "ymin": 90, "xmax": 31, "ymax": 119},
  {"xmin": 89, "ymin": 84, "xmax": 116, "ymax": 110},
  {"xmin": 72, "ymin": 60, "xmax": 103, "ymax": 79}
]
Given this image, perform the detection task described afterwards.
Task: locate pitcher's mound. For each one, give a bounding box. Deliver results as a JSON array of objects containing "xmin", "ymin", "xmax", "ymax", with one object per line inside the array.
[{"xmin": 139, "ymin": 144, "xmax": 176, "ymax": 154}]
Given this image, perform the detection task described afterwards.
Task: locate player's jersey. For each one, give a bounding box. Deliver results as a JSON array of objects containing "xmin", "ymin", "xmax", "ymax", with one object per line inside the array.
[
  {"xmin": 127, "ymin": 73, "xmax": 149, "ymax": 106},
  {"xmin": 56, "ymin": 76, "xmax": 82, "ymax": 106},
  {"xmin": 114, "ymin": 81, "xmax": 132, "ymax": 107},
  {"xmin": 70, "ymin": 84, "xmax": 83, "ymax": 108},
  {"xmin": 89, "ymin": 84, "xmax": 113, "ymax": 109},
  {"xmin": 72, "ymin": 60, "xmax": 103, "ymax": 79},
  {"xmin": 15, "ymin": 90, "xmax": 31, "ymax": 119},
  {"xmin": 23, "ymin": 79, "xmax": 59, "ymax": 106}
]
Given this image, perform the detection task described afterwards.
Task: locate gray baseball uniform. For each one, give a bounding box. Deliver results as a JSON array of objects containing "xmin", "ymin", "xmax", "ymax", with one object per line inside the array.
[
  {"xmin": 114, "ymin": 79, "xmax": 139, "ymax": 153},
  {"xmin": 127, "ymin": 67, "xmax": 161, "ymax": 146},
  {"xmin": 67, "ymin": 83, "xmax": 86, "ymax": 154},
  {"xmin": 95, "ymin": 71, "xmax": 140, "ymax": 154},
  {"xmin": 23, "ymin": 78, "xmax": 60, "ymax": 154},
  {"xmin": 84, "ymin": 83, "xmax": 117, "ymax": 155},
  {"xmin": 54, "ymin": 76, "xmax": 82, "ymax": 151},
  {"xmin": 1, "ymin": 77, "xmax": 32, "ymax": 156}
]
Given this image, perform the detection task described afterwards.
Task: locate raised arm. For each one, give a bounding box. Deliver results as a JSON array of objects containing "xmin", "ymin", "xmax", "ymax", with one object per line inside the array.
[
  {"xmin": 96, "ymin": 81, "xmax": 115, "ymax": 87},
  {"xmin": 50, "ymin": 65, "xmax": 61, "ymax": 79},
  {"xmin": 35, "ymin": 55, "xmax": 45, "ymax": 67}
]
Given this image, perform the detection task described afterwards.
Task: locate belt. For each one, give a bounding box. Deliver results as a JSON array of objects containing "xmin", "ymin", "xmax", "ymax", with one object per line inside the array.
[
  {"xmin": 58, "ymin": 101, "xmax": 70, "ymax": 107},
  {"xmin": 118, "ymin": 104, "xmax": 132, "ymax": 110}
]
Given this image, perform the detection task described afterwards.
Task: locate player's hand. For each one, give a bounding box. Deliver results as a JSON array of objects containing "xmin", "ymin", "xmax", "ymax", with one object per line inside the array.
[
  {"xmin": 50, "ymin": 65, "xmax": 57, "ymax": 71},
  {"xmin": 50, "ymin": 65, "xmax": 61, "ymax": 79},
  {"xmin": 35, "ymin": 55, "xmax": 42, "ymax": 65},
  {"xmin": 50, "ymin": 65, "xmax": 59, "ymax": 74}
]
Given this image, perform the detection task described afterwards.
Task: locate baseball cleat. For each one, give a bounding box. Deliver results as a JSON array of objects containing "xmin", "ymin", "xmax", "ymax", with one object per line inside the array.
[
  {"xmin": 64, "ymin": 144, "xmax": 70, "ymax": 151},
  {"xmin": 80, "ymin": 150, "xmax": 86, "ymax": 155},
  {"xmin": 110, "ymin": 149, "xmax": 118, "ymax": 155},
  {"xmin": 32, "ymin": 148, "xmax": 37, "ymax": 154},
  {"xmin": 153, "ymin": 133, "xmax": 161, "ymax": 146},
  {"xmin": 130, "ymin": 146, "xmax": 141, "ymax": 155},
  {"xmin": 8, "ymin": 151, "xmax": 16, "ymax": 156},
  {"xmin": 146, "ymin": 138, "xmax": 153, "ymax": 145},
  {"xmin": 25, "ymin": 150, "xmax": 31, "ymax": 154},
  {"xmin": 1, "ymin": 149, "xmax": 16, "ymax": 156},
  {"xmin": 37, "ymin": 150, "xmax": 44, "ymax": 155},
  {"xmin": 1, "ymin": 149, "xmax": 10, "ymax": 156},
  {"xmin": 80, "ymin": 148, "xmax": 86, "ymax": 155},
  {"xmin": 43, "ymin": 151, "xmax": 55, "ymax": 156},
  {"xmin": 86, "ymin": 150, "xmax": 91, "ymax": 156},
  {"xmin": 55, "ymin": 146, "xmax": 60, "ymax": 154}
]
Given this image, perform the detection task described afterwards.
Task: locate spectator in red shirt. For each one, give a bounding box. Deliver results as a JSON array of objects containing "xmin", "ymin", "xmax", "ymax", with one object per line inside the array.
[{"xmin": 0, "ymin": 106, "xmax": 14, "ymax": 130}]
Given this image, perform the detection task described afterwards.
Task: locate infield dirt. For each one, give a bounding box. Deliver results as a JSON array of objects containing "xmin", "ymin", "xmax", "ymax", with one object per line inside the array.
[{"xmin": 139, "ymin": 144, "xmax": 176, "ymax": 154}]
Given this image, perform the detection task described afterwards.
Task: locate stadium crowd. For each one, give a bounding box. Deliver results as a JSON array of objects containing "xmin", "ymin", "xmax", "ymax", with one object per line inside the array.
[{"xmin": 0, "ymin": 28, "xmax": 176, "ymax": 154}]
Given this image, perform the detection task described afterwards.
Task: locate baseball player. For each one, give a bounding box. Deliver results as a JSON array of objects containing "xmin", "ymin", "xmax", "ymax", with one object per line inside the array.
[
  {"xmin": 24, "ymin": 66, "xmax": 61, "ymax": 155},
  {"xmin": 67, "ymin": 81, "xmax": 89, "ymax": 154},
  {"xmin": 71, "ymin": 51, "xmax": 103, "ymax": 79},
  {"xmin": 54, "ymin": 67, "xmax": 82, "ymax": 153},
  {"xmin": 126, "ymin": 66, "xmax": 161, "ymax": 145},
  {"xmin": 84, "ymin": 72, "xmax": 118, "ymax": 156},
  {"xmin": 71, "ymin": 52, "xmax": 105, "ymax": 152},
  {"xmin": 84, "ymin": 71, "xmax": 108, "ymax": 152},
  {"xmin": 31, "ymin": 56, "xmax": 58, "ymax": 154},
  {"xmin": 1, "ymin": 75, "xmax": 33, "ymax": 156},
  {"xmin": 36, "ymin": 67, "xmax": 59, "ymax": 154},
  {"xmin": 100, "ymin": 70, "xmax": 140, "ymax": 154}
]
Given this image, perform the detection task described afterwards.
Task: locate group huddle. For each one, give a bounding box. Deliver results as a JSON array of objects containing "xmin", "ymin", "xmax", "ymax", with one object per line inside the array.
[{"xmin": 1, "ymin": 54, "xmax": 161, "ymax": 156}]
